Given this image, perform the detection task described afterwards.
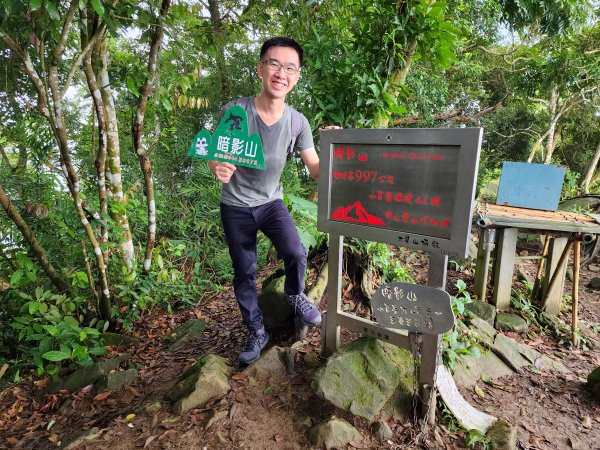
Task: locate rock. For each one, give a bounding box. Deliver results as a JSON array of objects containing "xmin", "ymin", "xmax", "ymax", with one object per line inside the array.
[
  {"xmin": 308, "ymin": 416, "xmax": 360, "ymax": 450},
  {"xmin": 47, "ymin": 353, "xmax": 130, "ymax": 394},
  {"xmin": 205, "ymin": 409, "xmax": 229, "ymax": 429},
  {"xmin": 64, "ymin": 427, "xmax": 102, "ymax": 449},
  {"xmin": 303, "ymin": 351, "xmax": 321, "ymax": 369},
  {"xmin": 311, "ymin": 336, "xmax": 414, "ymax": 420},
  {"xmin": 469, "ymin": 316, "xmax": 498, "ymax": 345},
  {"xmin": 588, "ymin": 264, "xmax": 600, "ymax": 272},
  {"xmin": 144, "ymin": 400, "xmax": 163, "ymax": 415},
  {"xmin": 163, "ymin": 319, "xmax": 206, "ymax": 351},
  {"xmin": 101, "ymin": 332, "xmax": 139, "ymax": 347},
  {"xmin": 486, "ymin": 420, "xmax": 517, "ymax": 450},
  {"xmin": 381, "ymin": 383, "xmax": 414, "ymax": 420},
  {"xmin": 242, "ymin": 346, "xmax": 287, "ymax": 380},
  {"xmin": 492, "ymin": 334, "xmax": 530, "ymax": 373},
  {"xmin": 566, "ymin": 268, "xmax": 573, "ymax": 281},
  {"xmin": 258, "ymin": 276, "xmax": 294, "ymax": 331},
  {"xmin": 588, "ymin": 366, "xmax": 600, "ymax": 385},
  {"xmin": 453, "ymin": 353, "xmax": 513, "ymax": 388},
  {"xmin": 465, "ymin": 301, "xmax": 497, "ymax": 326},
  {"xmin": 495, "ymin": 313, "xmax": 528, "ymax": 333},
  {"xmin": 587, "ymin": 277, "xmax": 600, "ymax": 290},
  {"xmin": 96, "ymin": 368, "xmax": 138, "ymax": 391},
  {"xmin": 516, "ymin": 267, "xmax": 534, "ymax": 287},
  {"xmin": 261, "ymin": 264, "xmax": 284, "ymax": 290},
  {"xmin": 295, "ymin": 416, "xmax": 313, "ymax": 429},
  {"xmin": 372, "ymin": 421, "xmax": 394, "ymax": 440},
  {"xmin": 166, "ymin": 354, "xmax": 231, "ymax": 414}
]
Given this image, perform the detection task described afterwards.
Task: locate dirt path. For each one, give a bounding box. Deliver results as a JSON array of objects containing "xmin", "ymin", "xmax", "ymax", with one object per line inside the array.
[{"xmin": 1, "ymin": 253, "xmax": 599, "ymax": 449}]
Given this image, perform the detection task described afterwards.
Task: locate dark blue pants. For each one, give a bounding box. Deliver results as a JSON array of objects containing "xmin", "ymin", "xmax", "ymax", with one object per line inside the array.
[{"xmin": 220, "ymin": 199, "xmax": 307, "ymax": 332}]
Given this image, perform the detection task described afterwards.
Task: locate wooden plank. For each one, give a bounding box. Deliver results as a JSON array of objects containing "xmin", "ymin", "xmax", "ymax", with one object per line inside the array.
[
  {"xmin": 541, "ymin": 237, "xmax": 569, "ymax": 315},
  {"xmin": 477, "ymin": 203, "xmax": 600, "ymax": 234},
  {"xmin": 473, "ymin": 229, "xmax": 488, "ymax": 300},
  {"xmin": 492, "ymin": 228, "xmax": 518, "ymax": 310}
]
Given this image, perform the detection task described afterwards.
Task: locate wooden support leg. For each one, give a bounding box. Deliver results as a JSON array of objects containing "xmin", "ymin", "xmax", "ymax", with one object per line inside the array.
[
  {"xmin": 419, "ymin": 252, "xmax": 447, "ymax": 425},
  {"xmin": 541, "ymin": 237, "xmax": 570, "ymax": 315},
  {"xmin": 324, "ymin": 234, "xmax": 343, "ymax": 356},
  {"xmin": 474, "ymin": 228, "xmax": 491, "ymax": 301},
  {"xmin": 572, "ymin": 240, "xmax": 581, "ymax": 346},
  {"xmin": 532, "ymin": 235, "xmax": 551, "ymax": 302},
  {"xmin": 492, "ymin": 228, "xmax": 518, "ymax": 310}
]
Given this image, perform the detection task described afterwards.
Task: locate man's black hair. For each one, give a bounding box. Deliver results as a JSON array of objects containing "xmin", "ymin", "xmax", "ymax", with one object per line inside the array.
[{"xmin": 260, "ymin": 37, "xmax": 304, "ymax": 67}]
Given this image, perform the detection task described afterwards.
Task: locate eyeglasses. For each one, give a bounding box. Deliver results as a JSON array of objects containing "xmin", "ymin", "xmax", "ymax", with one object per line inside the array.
[{"xmin": 261, "ymin": 59, "xmax": 300, "ymax": 75}]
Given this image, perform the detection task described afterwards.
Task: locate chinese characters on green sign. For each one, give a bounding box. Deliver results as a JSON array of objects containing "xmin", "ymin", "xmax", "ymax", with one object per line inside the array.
[{"xmin": 187, "ymin": 105, "xmax": 266, "ymax": 170}]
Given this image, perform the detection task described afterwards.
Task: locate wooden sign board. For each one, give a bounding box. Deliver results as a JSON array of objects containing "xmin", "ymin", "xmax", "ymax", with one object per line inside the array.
[
  {"xmin": 318, "ymin": 129, "xmax": 482, "ymax": 259},
  {"xmin": 188, "ymin": 105, "xmax": 265, "ymax": 170},
  {"xmin": 371, "ymin": 282, "xmax": 454, "ymax": 334}
]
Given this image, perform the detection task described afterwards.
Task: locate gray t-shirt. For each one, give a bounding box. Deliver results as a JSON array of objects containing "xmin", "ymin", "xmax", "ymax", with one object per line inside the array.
[{"xmin": 218, "ymin": 98, "xmax": 314, "ymax": 207}]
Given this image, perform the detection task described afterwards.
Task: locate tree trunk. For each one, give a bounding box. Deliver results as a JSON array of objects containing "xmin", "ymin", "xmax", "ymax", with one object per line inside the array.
[
  {"xmin": 543, "ymin": 87, "xmax": 559, "ymax": 164},
  {"xmin": 208, "ymin": 0, "xmax": 228, "ymax": 102},
  {"xmin": 97, "ymin": 37, "xmax": 135, "ymax": 270},
  {"xmin": 580, "ymin": 141, "xmax": 600, "ymax": 194},
  {"xmin": 0, "ymin": 183, "xmax": 69, "ymax": 293},
  {"xmin": 132, "ymin": 0, "xmax": 171, "ymax": 274},
  {"xmin": 81, "ymin": 15, "xmax": 109, "ymax": 244},
  {"xmin": 373, "ymin": 37, "xmax": 417, "ymax": 128}
]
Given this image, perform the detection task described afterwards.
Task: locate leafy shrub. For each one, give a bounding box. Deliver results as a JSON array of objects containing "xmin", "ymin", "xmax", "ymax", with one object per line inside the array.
[
  {"xmin": 442, "ymin": 279, "xmax": 481, "ymax": 371},
  {"xmin": 8, "ymin": 287, "xmax": 107, "ymax": 376}
]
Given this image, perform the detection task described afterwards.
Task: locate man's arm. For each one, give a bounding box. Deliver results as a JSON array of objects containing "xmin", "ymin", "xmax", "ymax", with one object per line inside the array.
[{"xmin": 300, "ymin": 147, "xmax": 319, "ymax": 180}]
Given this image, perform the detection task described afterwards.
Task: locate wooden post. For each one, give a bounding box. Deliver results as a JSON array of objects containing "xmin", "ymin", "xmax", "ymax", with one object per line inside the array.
[
  {"xmin": 324, "ymin": 234, "xmax": 343, "ymax": 355},
  {"xmin": 572, "ymin": 239, "xmax": 581, "ymax": 346},
  {"xmin": 541, "ymin": 236, "xmax": 570, "ymax": 315},
  {"xmin": 532, "ymin": 236, "xmax": 551, "ymax": 301},
  {"xmin": 492, "ymin": 228, "xmax": 518, "ymax": 310},
  {"xmin": 420, "ymin": 252, "xmax": 447, "ymax": 425},
  {"xmin": 474, "ymin": 228, "xmax": 495, "ymax": 301}
]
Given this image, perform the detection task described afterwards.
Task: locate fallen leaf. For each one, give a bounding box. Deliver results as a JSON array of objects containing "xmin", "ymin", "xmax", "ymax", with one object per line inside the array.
[
  {"xmin": 520, "ymin": 422, "xmax": 536, "ymax": 433},
  {"xmin": 48, "ymin": 434, "xmax": 59, "ymax": 444},
  {"xmin": 158, "ymin": 429, "xmax": 176, "ymax": 441},
  {"xmin": 582, "ymin": 415, "xmax": 592, "ymax": 428},
  {"xmin": 274, "ymin": 434, "xmax": 284, "ymax": 442},
  {"xmin": 529, "ymin": 435, "xmax": 545, "ymax": 446},
  {"xmin": 0, "ymin": 363, "xmax": 8, "ymax": 379},
  {"xmin": 144, "ymin": 435, "xmax": 157, "ymax": 448},
  {"xmin": 474, "ymin": 385, "xmax": 485, "ymax": 398},
  {"xmin": 125, "ymin": 413, "xmax": 136, "ymax": 422},
  {"xmin": 93, "ymin": 391, "xmax": 112, "ymax": 402}
]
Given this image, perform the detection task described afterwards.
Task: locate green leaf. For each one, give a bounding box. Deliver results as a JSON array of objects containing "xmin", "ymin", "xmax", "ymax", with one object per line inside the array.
[
  {"xmin": 10, "ymin": 270, "xmax": 23, "ymax": 286},
  {"xmin": 30, "ymin": 0, "xmax": 43, "ymax": 11},
  {"xmin": 29, "ymin": 301, "xmax": 40, "ymax": 315},
  {"xmin": 161, "ymin": 97, "xmax": 173, "ymax": 111},
  {"xmin": 90, "ymin": 0, "xmax": 104, "ymax": 16},
  {"xmin": 89, "ymin": 346, "xmax": 107, "ymax": 356},
  {"xmin": 44, "ymin": 0, "xmax": 60, "ymax": 20},
  {"xmin": 42, "ymin": 351, "xmax": 71, "ymax": 362},
  {"xmin": 126, "ymin": 76, "xmax": 140, "ymax": 97}
]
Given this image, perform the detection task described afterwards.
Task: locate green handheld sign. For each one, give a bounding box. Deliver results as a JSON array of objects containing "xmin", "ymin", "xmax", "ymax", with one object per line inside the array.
[{"xmin": 188, "ymin": 105, "xmax": 265, "ymax": 170}]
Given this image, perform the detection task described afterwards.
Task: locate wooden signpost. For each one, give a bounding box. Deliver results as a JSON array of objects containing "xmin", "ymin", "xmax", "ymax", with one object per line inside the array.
[{"xmin": 317, "ymin": 128, "xmax": 482, "ymax": 423}]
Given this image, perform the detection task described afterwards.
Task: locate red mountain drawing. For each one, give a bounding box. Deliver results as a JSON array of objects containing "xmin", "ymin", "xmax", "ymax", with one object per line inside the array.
[{"xmin": 331, "ymin": 201, "xmax": 384, "ymax": 225}]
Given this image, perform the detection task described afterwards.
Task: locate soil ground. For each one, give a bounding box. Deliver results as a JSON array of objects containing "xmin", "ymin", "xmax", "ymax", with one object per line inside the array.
[{"xmin": 0, "ymin": 239, "xmax": 599, "ymax": 450}]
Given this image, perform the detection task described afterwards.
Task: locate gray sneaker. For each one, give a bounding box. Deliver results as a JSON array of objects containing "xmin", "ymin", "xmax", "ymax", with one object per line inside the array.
[
  {"xmin": 239, "ymin": 328, "xmax": 269, "ymax": 365},
  {"xmin": 287, "ymin": 293, "xmax": 322, "ymax": 327}
]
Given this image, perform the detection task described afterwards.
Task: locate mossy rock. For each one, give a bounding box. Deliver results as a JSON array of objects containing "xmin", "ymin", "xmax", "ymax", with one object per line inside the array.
[
  {"xmin": 587, "ymin": 366, "xmax": 600, "ymax": 398},
  {"xmin": 258, "ymin": 276, "xmax": 293, "ymax": 331},
  {"xmin": 166, "ymin": 354, "xmax": 231, "ymax": 414},
  {"xmin": 163, "ymin": 319, "xmax": 206, "ymax": 351},
  {"xmin": 311, "ymin": 336, "xmax": 415, "ymax": 420},
  {"xmin": 309, "ymin": 416, "xmax": 360, "ymax": 450},
  {"xmin": 495, "ymin": 313, "xmax": 528, "ymax": 333}
]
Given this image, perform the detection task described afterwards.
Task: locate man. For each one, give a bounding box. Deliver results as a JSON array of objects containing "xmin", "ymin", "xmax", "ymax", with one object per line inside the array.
[{"xmin": 209, "ymin": 37, "xmax": 321, "ymax": 365}]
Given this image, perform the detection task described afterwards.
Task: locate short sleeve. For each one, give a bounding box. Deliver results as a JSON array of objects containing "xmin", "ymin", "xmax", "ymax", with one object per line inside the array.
[{"xmin": 295, "ymin": 114, "xmax": 315, "ymax": 152}]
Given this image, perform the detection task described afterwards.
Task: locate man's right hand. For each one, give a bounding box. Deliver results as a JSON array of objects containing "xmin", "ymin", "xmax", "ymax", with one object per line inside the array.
[{"xmin": 208, "ymin": 161, "xmax": 236, "ymax": 183}]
